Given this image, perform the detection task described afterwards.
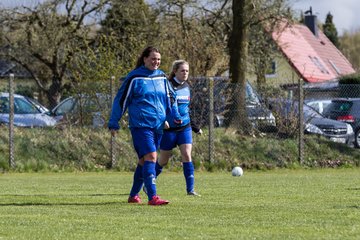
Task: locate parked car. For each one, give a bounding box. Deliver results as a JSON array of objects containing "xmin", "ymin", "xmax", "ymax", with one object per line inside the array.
[
  {"xmin": 323, "ymin": 98, "xmax": 360, "ymax": 148},
  {"xmin": 305, "ymin": 99, "xmax": 332, "ymax": 114},
  {"xmin": 190, "ymin": 78, "xmax": 276, "ymax": 131},
  {"xmin": 50, "ymin": 93, "xmax": 111, "ymax": 128},
  {"xmin": 210, "ymin": 103, "xmax": 276, "ymax": 130},
  {"xmin": 269, "ymin": 99, "xmax": 354, "ymax": 146},
  {"xmin": 244, "ymin": 81, "xmax": 276, "ymax": 131},
  {"xmin": 0, "ymin": 92, "xmax": 57, "ymax": 127}
]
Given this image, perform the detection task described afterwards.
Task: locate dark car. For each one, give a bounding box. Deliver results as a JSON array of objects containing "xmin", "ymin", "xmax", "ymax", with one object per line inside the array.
[
  {"xmin": 269, "ymin": 99, "xmax": 355, "ymax": 146},
  {"xmin": 190, "ymin": 78, "xmax": 276, "ymax": 131},
  {"xmin": 323, "ymin": 98, "xmax": 360, "ymax": 148}
]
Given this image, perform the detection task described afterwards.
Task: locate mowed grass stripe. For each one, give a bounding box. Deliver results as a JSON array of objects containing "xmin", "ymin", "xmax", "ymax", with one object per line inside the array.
[{"xmin": 0, "ymin": 169, "xmax": 359, "ymax": 239}]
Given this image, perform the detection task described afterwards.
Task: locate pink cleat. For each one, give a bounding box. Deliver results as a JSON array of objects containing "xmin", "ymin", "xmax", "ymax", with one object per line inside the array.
[
  {"xmin": 148, "ymin": 196, "xmax": 169, "ymax": 206},
  {"xmin": 128, "ymin": 195, "xmax": 141, "ymax": 203}
]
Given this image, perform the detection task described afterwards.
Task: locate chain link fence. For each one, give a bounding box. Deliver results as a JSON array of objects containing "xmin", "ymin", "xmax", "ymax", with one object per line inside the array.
[
  {"xmin": 1, "ymin": 75, "xmax": 360, "ymax": 171},
  {"xmin": 189, "ymin": 77, "xmax": 360, "ymax": 167}
]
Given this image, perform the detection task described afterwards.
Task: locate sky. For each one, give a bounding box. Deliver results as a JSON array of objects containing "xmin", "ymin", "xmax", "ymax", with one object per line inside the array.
[
  {"xmin": 290, "ymin": 0, "xmax": 360, "ymax": 35},
  {"xmin": 0, "ymin": 0, "xmax": 43, "ymax": 8},
  {"xmin": 1, "ymin": 0, "xmax": 359, "ymax": 35}
]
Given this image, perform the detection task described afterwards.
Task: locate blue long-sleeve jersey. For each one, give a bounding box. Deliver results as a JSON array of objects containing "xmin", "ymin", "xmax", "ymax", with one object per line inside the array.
[
  {"xmin": 108, "ymin": 66, "xmax": 179, "ymax": 131},
  {"xmin": 166, "ymin": 78, "xmax": 200, "ymax": 133}
]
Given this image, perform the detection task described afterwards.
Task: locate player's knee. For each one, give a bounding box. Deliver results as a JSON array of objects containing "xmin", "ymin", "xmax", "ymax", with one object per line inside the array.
[
  {"xmin": 144, "ymin": 152, "xmax": 157, "ymax": 162},
  {"xmin": 181, "ymin": 155, "xmax": 192, "ymax": 162},
  {"xmin": 158, "ymin": 158, "xmax": 169, "ymax": 166}
]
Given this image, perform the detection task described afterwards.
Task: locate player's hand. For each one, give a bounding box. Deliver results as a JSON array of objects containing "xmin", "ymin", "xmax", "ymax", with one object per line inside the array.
[
  {"xmin": 174, "ymin": 119, "xmax": 182, "ymax": 125},
  {"xmin": 110, "ymin": 129, "xmax": 118, "ymax": 137},
  {"xmin": 164, "ymin": 121, "xmax": 170, "ymax": 129}
]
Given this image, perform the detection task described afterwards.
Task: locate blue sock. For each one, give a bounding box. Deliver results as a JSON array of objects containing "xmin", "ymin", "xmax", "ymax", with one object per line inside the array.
[
  {"xmin": 155, "ymin": 161, "xmax": 163, "ymax": 177},
  {"xmin": 183, "ymin": 162, "xmax": 195, "ymax": 193},
  {"xmin": 143, "ymin": 161, "xmax": 157, "ymax": 201},
  {"xmin": 129, "ymin": 164, "xmax": 143, "ymax": 197}
]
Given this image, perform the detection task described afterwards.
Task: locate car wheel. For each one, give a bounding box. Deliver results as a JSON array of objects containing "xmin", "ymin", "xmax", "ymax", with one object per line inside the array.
[{"xmin": 355, "ymin": 129, "xmax": 360, "ymax": 148}]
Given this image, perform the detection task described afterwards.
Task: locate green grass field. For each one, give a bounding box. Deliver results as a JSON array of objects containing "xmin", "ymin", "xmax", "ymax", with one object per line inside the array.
[{"xmin": 1, "ymin": 169, "xmax": 360, "ymax": 239}]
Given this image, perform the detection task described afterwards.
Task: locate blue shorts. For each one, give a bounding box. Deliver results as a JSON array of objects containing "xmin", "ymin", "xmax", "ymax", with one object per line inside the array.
[
  {"xmin": 160, "ymin": 126, "xmax": 192, "ymax": 151},
  {"xmin": 130, "ymin": 128, "xmax": 163, "ymax": 159}
]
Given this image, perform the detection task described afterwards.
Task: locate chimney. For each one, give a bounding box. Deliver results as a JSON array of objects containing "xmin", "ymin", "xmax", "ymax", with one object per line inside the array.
[{"xmin": 304, "ymin": 7, "xmax": 318, "ymax": 37}]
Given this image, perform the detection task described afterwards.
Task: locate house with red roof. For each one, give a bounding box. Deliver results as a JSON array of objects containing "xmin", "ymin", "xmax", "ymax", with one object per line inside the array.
[{"xmin": 267, "ymin": 11, "xmax": 355, "ymax": 87}]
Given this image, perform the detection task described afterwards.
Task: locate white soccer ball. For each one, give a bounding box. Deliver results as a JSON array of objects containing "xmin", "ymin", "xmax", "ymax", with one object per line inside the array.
[{"xmin": 232, "ymin": 166, "xmax": 243, "ymax": 177}]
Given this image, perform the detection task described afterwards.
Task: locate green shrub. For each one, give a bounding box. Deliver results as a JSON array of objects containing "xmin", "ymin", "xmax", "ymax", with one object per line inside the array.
[
  {"xmin": 0, "ymin": 126, "xmax": 359, "ymax": 172},
  {"xmin": 339, "ymin": 73, "xmax": 360, "ymax": 84},
  {"xmin": 15, "ymin": 84, "xmax": 38, "ymax": 98}
]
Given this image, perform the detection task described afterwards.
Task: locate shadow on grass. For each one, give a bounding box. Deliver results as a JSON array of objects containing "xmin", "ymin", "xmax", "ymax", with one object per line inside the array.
[
  {"xmin": 1, "ymin": 193, "xmax": 129, "ymax": 197},
  {"xmin": 0, "ymin": 193, "xmax": 134, "ymax": 206},
  {"xmin": 348, "ymin": 205, "xmax": 360, "ymax": 209},
  {"xmin": 0, "ymin": 202, "xmax": 125, "ymax": 206}
]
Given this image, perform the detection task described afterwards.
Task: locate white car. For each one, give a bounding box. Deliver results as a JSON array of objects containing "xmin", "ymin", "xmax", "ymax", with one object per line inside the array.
[
  {"xmin": 0, "ymin": 92, "xmax": 57, "ymax": 127},
  {"xmin": 305, "ymin": 99, "xmax": 332, "ymax": 114}
]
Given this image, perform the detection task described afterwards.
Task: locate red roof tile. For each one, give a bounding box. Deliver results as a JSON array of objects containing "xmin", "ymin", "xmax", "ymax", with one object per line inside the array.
[{"xmin": 272, "ymin": 22, "xmax": 355, "ymax": 83}]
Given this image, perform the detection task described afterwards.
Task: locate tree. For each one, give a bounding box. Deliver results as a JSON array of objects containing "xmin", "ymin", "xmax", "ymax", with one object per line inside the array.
[
  {"xmin": 323, "ymin": 12, "xmax": 340, "ymax": 48},
  {"xmin": 225, "ymin": 0, "xmax": 292, "ymax": 133},
  {"xmin": 340, "ymin": 29, "xmax": 360, "ymax": 71},
  {"xmin": 0, "ymin": 0, "xmax": 110, "ymax": 108},
  {"xmin": 70, "ymin": 34, "xmax": 125, "ymax": 95},
  {"xmin": 64, "ymin": 34, "xmax": 125, "ymax": 127},
  {"xmin": 147, "ymin": 0, "xmax": 292, "ymax": 133},
  {"xmin": 149, "ymin": 0, "xmax": 230, "ymax": 76},
  {"xmin": 100, "ymin": 0, "xmax": 160, "ymax": 72},
  {"xmin": 224, "ymin": 0, "xmax": 252, "ymax": 133}
]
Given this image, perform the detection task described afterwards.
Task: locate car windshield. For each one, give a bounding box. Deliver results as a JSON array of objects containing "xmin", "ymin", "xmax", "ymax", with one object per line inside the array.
[
  {"xmin": 325, "ymin": 101, "xmax": 353, "ymax": 113},
  {"xmin": 273, "ymin": 100, "xmax": 322, "ymax": 121},
  {"xmin": 245, "ymin": 82, "xmax": 260, "ymax": 105},
  {"xmin": 0, "ymin": 96, "xmax": 40, "ymax": 114},
  {"xmin": 52, "ymin": 94, "xmax": 111, "ymax": 116},
  {"xmin": 26, "ymin": 97, "xmax": 49, "ymax": 113},
  {"xmin": 53, "ymin": 98, "xmax": 76, "ymax": 115},
  {"xmin": 0, "ymin": 97, "xmax": 9, "ymax": 113},
  {"xmin": 303, "ymin": 105, "xmax": 321, "ymax": 120}
]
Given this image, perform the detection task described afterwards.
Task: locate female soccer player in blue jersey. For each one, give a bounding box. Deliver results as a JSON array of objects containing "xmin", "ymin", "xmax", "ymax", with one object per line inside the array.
[
  {"xmin": 155, "ymin": 60, "xmax": 202, "ymax": 196},
  {"xmin": 108, "ymin": 46, "xmax": 180, "ymax": 205}
]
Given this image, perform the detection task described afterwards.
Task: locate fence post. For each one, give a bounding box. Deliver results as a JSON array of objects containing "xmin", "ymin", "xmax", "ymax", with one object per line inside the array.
[
  {"xmin": 208, "ymin": 77, "xmax": 214, "ymax": 164},
  {"xmin": 110, "ymin": 75, "xmax": 116, "ymax": 168},
  {"xmin": 9, "ymin": 74, "xmax": 15, "ymax": 169},
  {"xmin": 298, "ymin": 78, "xmax": 304, "ymax": 164}
]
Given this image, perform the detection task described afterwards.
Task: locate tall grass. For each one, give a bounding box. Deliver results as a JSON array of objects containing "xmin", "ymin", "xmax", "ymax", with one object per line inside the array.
[
  {"xmin": 0, "ymin": 126, "xmax": 360, "ymax": 172},
  {"xmin": 0, "ymin": 170, "xmax": 359, "ymax": 239}
]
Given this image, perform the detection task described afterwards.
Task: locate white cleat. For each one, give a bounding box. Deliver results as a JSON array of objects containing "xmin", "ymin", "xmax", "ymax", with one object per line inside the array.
[{"xmin": 187, "ymin": 191, "xmax": 201, "ymax": 197}]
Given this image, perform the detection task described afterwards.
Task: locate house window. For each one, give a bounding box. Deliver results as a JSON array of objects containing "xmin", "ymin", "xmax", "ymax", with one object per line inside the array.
[
  {"xmin": 329, "ymin": 59, "xmax": 341, "ymax": 75},
  {"xmin": 309, "ymin": 56, "xmax": 330, "ymax": 74},
  {"xmin": 265, "ymin": 60, "xmax": 277, "ymax": 77}
]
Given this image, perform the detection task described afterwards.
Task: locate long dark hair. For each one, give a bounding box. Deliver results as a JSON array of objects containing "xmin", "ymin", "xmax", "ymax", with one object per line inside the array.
[{"xmin": 135, "ymin": 46, "xmax": 161, "ymax": 69}]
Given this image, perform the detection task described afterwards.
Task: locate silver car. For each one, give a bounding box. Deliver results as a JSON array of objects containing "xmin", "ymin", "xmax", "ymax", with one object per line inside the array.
[
  {"xmin": 50, "ymin": 94, "xmax": 111, "ymax": 128},
  {"xmin": 0, "ymin": 92, "xmax": 57, "ymax": 127},
  {"xmin": 305, "ymin": 99, "xmax": 332, "ymax": 114}
]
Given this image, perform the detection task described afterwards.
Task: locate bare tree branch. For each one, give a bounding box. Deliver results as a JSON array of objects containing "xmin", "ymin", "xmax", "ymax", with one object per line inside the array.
[{"xmin": 0, "ymin": 0, "xmax": 110, "ymax": 107}]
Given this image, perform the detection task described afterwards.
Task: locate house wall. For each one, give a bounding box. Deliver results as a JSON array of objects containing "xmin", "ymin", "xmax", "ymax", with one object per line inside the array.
[{"xmin": 265, "ymin": 56, "xmax": 301, "ymax": 87}]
